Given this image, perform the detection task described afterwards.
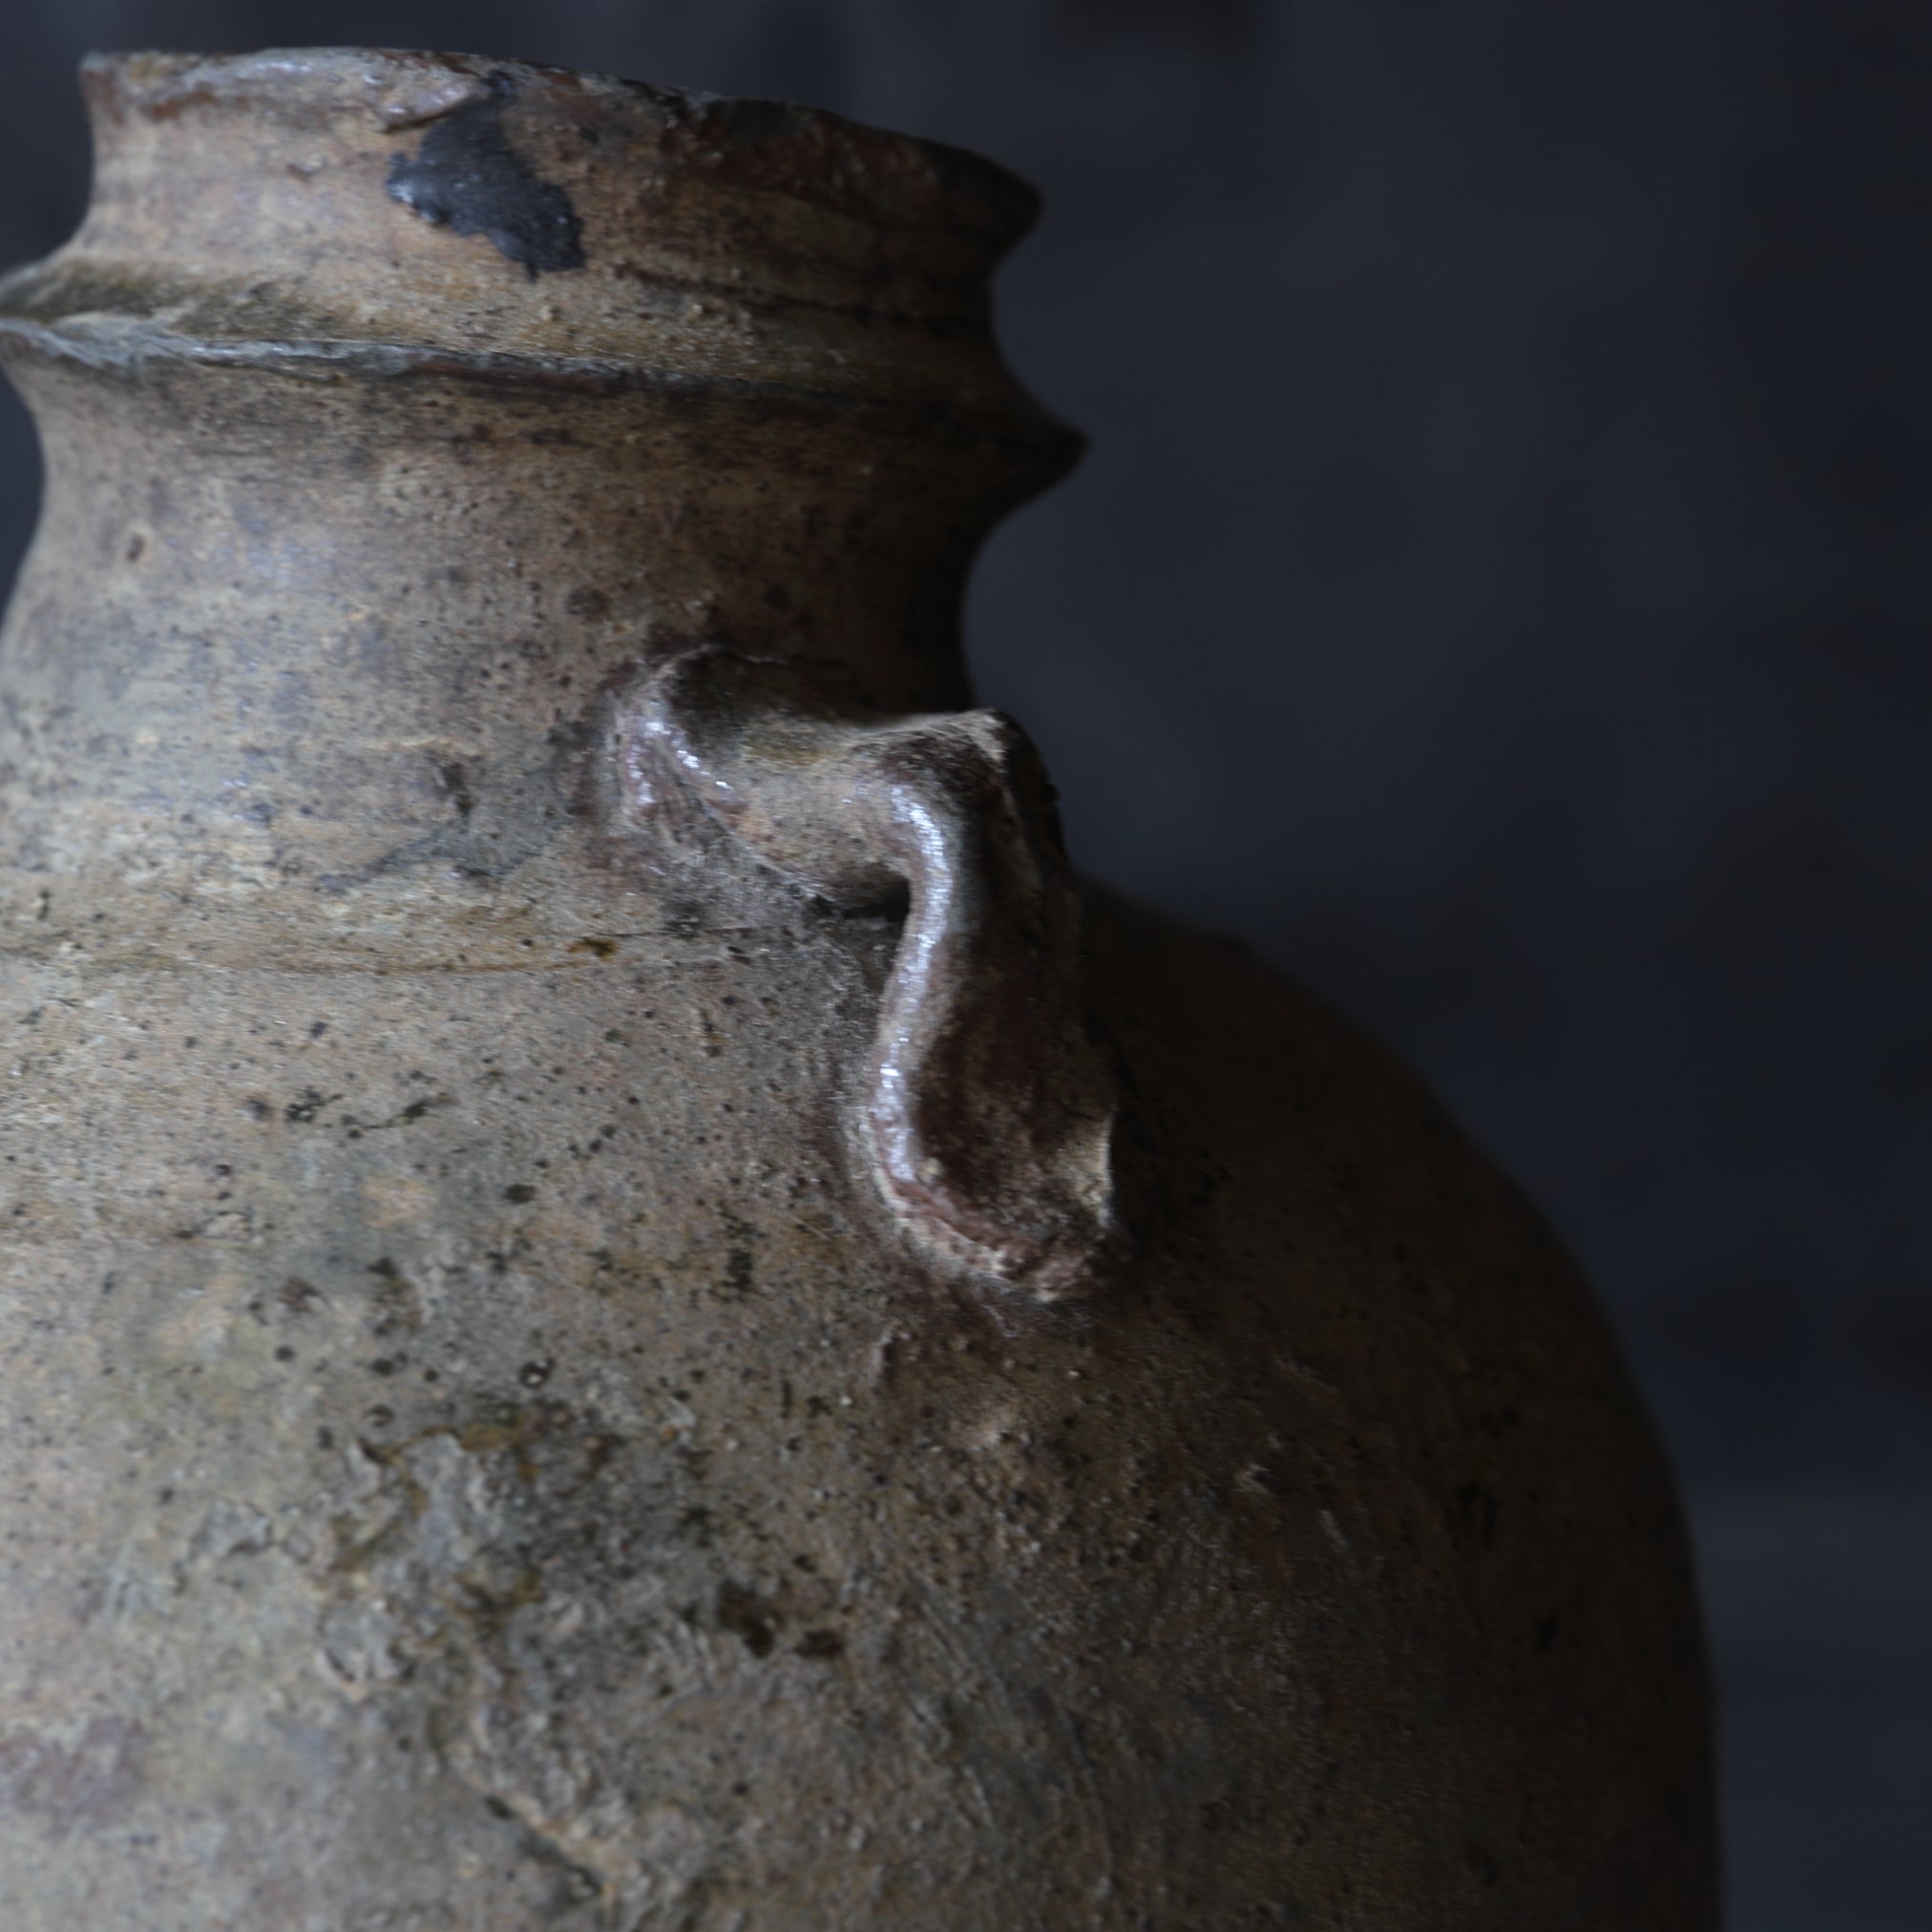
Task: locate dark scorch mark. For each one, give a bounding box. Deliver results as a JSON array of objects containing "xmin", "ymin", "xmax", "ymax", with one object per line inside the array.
[{"xmin": 386, "ymin": 72, "xmax": 586, "ymax": 277}]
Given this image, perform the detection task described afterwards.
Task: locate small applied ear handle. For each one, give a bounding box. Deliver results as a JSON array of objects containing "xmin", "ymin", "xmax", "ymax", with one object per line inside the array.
[{"xmin": 623, "ymin": 646, "xmax": 1119, "ymax": 1302}]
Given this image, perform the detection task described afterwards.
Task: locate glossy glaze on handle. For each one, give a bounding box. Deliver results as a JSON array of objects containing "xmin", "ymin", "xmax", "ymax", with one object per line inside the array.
[{"xmin": 623, "ymin": 645, "xmax": 1119, "ymax": 1300}]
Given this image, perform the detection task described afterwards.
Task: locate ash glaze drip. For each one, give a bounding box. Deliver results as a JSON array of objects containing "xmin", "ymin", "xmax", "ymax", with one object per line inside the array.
[{"xmin": 386, "ymin": 70, "xmax": 588, "ymax": 277}]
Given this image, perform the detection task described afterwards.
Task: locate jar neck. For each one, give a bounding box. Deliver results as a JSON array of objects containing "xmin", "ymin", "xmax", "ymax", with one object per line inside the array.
[
  {"xmin": 0, "ymin": 46, "xmax": 1081, "ymax": 905},
  {"xmin": 0, "ymin": 344, "xmax": 1029, "ymax": 893}
]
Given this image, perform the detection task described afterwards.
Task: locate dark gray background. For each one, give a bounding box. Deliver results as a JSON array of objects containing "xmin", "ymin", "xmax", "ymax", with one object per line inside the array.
[{"xmin": 2, "ymin": 4, "xmax": 1925, "ymax": 1923}]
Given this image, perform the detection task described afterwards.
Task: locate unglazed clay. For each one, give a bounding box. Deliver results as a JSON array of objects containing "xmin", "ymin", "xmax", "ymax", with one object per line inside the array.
[{"xmin": 0, "ymin": 49, "xmax": 1716, "ymax": 1929}]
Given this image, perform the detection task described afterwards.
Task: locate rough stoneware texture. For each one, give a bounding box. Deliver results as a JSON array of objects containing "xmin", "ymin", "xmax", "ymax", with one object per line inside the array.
[{"xmin": 0, "ymin": 48, "xmax": 1715, "ymax": 1931}]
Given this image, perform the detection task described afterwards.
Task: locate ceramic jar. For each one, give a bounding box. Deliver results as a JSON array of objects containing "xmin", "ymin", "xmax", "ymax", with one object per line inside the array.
[{"xmin": 0, "ymin": 50, "xmax": 1714, "ymax": 1929}]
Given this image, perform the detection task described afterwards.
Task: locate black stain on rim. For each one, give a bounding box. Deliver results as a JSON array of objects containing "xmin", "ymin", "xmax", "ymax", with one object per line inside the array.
[{"xmin": 386, "ymin": 72, "xmax": 587, "ymax": 277}]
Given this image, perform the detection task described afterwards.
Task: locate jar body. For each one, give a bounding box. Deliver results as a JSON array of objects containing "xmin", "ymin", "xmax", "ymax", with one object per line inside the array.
[{"xmin": 0, "ymin": 869, "xmax": 1712, "ymax": 1928}]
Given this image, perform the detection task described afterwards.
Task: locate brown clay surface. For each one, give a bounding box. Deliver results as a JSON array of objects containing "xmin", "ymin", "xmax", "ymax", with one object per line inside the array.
[{"xmin": 0, "ymin": 49, "xmax": 1714, "ymax": 1928}]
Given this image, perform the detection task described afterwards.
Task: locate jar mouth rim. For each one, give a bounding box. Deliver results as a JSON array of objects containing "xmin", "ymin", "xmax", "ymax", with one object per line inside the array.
[
  {"xmin": 28, "ymin": 47, "xmax": 1064, "ymax": 428},
  {"xmin": 81, "ymin": 47, "xmax": 1044, "ymax": 252}
]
